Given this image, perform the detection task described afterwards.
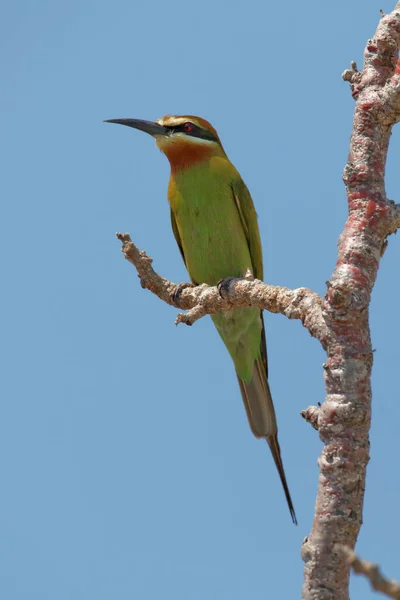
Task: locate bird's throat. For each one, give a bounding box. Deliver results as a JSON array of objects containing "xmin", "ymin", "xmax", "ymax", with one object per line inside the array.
[{"xmin": 157, "ymin": 138, "xmax": 222, "ymax": 173}]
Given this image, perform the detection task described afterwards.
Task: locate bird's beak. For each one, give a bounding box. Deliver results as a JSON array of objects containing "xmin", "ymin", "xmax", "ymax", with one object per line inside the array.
[{"xmin": 104, "ymin": 118, "xmax": 169, "ymax": 137}]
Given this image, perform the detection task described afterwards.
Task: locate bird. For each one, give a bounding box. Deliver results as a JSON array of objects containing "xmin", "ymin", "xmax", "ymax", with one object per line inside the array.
[{"xmin": 105, "ymin": 115, "xmax": 297, "ymax": 524}]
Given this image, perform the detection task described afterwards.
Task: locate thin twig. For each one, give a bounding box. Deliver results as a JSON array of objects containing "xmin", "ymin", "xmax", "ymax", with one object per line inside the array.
[{"xmin": 338, "ymin": 546, "xmax": 400, "ymax": 599}]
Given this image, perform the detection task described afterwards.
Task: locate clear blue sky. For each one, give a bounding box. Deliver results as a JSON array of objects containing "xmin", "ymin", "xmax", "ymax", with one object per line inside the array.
[{"xmin": 2, "ymin": 1, "xmax": 399, "ymax": 598}]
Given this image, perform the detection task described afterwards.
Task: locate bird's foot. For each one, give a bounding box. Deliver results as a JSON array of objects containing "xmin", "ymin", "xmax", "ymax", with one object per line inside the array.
[
  {"xmin": 217, "ymin": 276, "xmax": 237, "ymax": 299},
  {"xmin": 171, "ymin": 282, "xmax": 195, "ymax": 304}
]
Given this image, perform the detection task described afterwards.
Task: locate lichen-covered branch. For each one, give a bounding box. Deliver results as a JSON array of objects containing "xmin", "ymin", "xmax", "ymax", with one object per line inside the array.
[
  {"xmin": 301, "ymin": 405, "xmax": 320, "ymax": 430},
  {"xmin": 302, "ymin": 5, "xmax": 400, "ymax": 599},
  {"xmin": 116, "ymin": 232, "xmax": 325, "ymax": 339},
  {"xmin": 339, "ymin": 546, "xmax": 400, "ymax": 599}
]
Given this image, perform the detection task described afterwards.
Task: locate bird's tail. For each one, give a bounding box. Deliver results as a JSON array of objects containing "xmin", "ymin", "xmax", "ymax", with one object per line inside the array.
[{"xmin": 237, "ymin": 358, "xmax": 297, "ymax": 525}]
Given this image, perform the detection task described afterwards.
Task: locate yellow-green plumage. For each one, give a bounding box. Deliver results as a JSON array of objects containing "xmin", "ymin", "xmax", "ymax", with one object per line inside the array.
[
  {"xmin": 105, "ymin": 114, "xmax": 296, "ymax": 524},
  {"xmin": 169, "ymin": 158, "xmax": 262, "ymax": 384}
]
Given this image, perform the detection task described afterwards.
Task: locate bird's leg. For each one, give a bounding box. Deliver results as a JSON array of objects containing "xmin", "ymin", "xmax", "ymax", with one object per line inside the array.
[
  {"xmin": 217, "ymin": 276, "xmax": 238, "ymax": 299},
  {"xmin": 171, "ymin": 282, "xmax": 195, "ymax": 304}
]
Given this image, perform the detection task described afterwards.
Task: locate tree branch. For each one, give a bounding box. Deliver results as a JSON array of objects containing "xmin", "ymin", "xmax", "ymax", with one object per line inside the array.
[
  {"xmin": 302, "ymin": 5, "xmax": 400, "ymax": 599},
  {"xmin": 301, "ymin": 405, "xmax": 320, "ymax": 430},
  {"xmin": 116, "ymin": 232, "xmax": 326, "ymax": 340},
  {"xmin": 338, "ymin": 546, "xmax": 400, "ymax": 599}
]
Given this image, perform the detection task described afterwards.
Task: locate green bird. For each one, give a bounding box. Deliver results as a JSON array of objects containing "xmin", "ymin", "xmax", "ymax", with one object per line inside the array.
[{"xmin": 105, "ymin": 114, "xmax": 296, "ymax": 524}]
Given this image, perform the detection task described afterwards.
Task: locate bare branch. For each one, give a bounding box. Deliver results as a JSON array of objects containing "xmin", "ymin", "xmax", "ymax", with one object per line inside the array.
[
  {"xmin": 343, "ymin": 4, "xmax": 400, "ymax": 108},
  {"xmin": 302, "ymin": 4, "xmax": 400, "ymax": 598},
  {"xmin": 116, "ymin": 232, "xmax": 326, "ymax": 340},
  {"xmin": 338, "ymin": 546, "xmax": 400, "ymax": 599},
  {"xmin": 342, "ymin": 61, "xmax": 362, "ymax": 89},
  {"xmin": 300, "ymin": 405, "xmax": 320, "ymax": 430}
]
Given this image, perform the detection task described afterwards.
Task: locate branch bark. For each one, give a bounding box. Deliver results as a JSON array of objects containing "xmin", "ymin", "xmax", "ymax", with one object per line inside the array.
[
  {"xmin": 116, "ymin": 232, "xmax": 325, "ymax": 337},
  {"xmin": 115, "ymin": 4, "xmax": 400, "ymax": 599},
  {"xmin": 302, "ymin": 5, "xmax": 400, "ymax": 599},
  {"xmin": 338, "ymin": 546, "xmax": 400, "ymax": 599}
]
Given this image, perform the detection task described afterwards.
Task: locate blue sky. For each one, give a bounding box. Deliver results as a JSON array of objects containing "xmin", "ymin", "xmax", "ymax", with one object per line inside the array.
[{"xmin": 2, "ymin": 1, "xmax": 400, "ymax": 598}]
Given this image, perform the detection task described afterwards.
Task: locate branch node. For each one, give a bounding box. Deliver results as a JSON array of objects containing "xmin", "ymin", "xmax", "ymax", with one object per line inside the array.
[
  {"xmin": 244, "ymin": 268, "xmax": 254, "ymax": 281},
  {"xmin": 301, "ymin": 405, "xmax": 320, "ymax": 430},
  {"xmin": 175, "ymin": 305, "xmax": 207, "ymax": 327},
  {"xmin": 381, "ymin": 239, "xmax": 389, "ymax": 256}
]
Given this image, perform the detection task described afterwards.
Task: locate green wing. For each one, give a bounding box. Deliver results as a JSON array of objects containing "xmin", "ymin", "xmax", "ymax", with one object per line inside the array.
[
  {"xmin": 231, "ymin": 178, "xmax": 263, "ymax": 281},
  {"xmin": 170, "ymin": 209, "xmax": 198, "ymax": 285},
  {"xmin": 231, "ymin": 179, "xmax": 296, "ymax": 523},
  {"xmin": 231, "ymin": 177, "xmax": 267, "ymax": 374}
]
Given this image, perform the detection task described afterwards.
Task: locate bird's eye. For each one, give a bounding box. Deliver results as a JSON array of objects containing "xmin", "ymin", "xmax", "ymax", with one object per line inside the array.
[{"xmin": 183, "ymin": 122, "xmax": 194, "ymax": 132}]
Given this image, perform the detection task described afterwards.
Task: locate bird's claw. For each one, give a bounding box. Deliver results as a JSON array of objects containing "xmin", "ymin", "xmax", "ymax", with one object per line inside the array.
[
  {"xmin": 217, "ymin": 276, "xmax": 236, "ymax": 299},
  {"xmin": 172, "ymin": 282, "xmax": 195, "ymax": 304}
]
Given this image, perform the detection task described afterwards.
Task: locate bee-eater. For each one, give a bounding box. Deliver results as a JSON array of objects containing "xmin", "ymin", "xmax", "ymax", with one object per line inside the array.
[{"xmin": 105, "ymin": 115, "xmax": 296, "ymax": 524}]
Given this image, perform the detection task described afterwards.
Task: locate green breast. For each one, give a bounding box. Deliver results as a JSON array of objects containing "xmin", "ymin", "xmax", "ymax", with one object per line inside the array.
[{"xmin": 169, "ymin": 158, "xmax": 253, "ymax": 285}]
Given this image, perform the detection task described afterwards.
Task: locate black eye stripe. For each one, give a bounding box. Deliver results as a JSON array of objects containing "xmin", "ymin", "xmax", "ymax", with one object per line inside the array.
[{"xmin": 165, "ymin": 123, "xmax": 217, "ymax": 142}]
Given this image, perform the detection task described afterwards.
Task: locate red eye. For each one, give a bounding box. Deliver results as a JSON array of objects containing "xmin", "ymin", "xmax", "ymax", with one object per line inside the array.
[{"xmin": 183, "ymin": 122, "xmax": 194, "ymax": 132}]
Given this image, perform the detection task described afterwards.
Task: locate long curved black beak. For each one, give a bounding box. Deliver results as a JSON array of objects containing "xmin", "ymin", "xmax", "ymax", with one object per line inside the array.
[{"xmin": 104, "ymin": 118, "xmax": 169, "ymax": 137}]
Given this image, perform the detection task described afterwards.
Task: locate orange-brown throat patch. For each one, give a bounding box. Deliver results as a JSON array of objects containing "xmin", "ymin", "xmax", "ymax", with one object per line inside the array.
[{"xmin": 156, "ymin": 137, "xmax": 224, "ymax": 173}]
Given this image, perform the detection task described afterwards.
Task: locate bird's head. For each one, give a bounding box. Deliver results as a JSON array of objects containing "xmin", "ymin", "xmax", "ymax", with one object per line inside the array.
[{"xmin": 105, "ymin": 115, "xmax": 226, "ymax": 171}]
